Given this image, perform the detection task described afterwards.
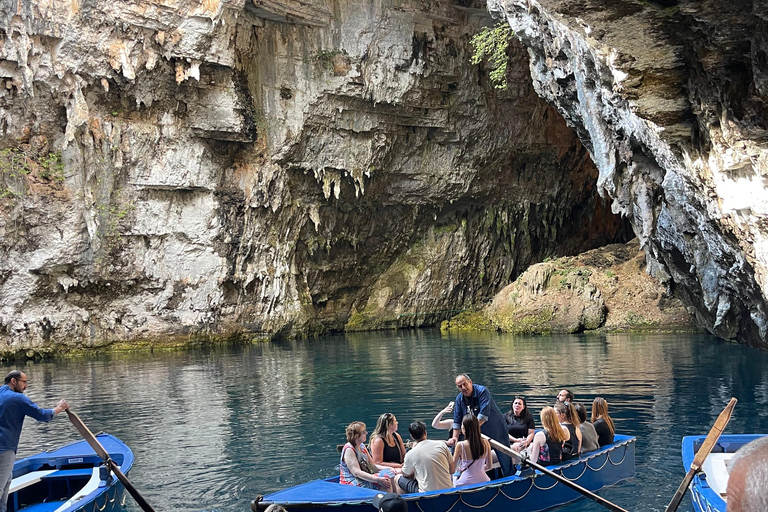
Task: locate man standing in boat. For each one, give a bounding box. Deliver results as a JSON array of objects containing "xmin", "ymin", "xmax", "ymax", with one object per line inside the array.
[
  {"xmin": 0, "ymin": 371, "xmax": 68, "ymax": 512},
  {"xmin": 448, "ymin": 374, "xmax": 513, "ymax": 477}
]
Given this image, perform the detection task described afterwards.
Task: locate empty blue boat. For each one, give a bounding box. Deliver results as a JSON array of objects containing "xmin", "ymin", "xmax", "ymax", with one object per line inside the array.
[
  {"xmin": 8, "ymin": 434, "xmax": 133, "ymax": 512},
  {"xmin": 253, "ymin": 434, "xmax": 635, "ymax": 512}
]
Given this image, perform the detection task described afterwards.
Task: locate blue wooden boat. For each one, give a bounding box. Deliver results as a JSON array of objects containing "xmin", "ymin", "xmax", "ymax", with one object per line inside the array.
[
  {"xmin": 682, "ymin": 434, "xmax": 766, "ymax": 512},
  {"xmin": 8, "ymin": 434, "xmax": 133, "ymax": 512},
  {"xmin": 253, "ymin": 434, "xmax": 635, "ymax": 512}
]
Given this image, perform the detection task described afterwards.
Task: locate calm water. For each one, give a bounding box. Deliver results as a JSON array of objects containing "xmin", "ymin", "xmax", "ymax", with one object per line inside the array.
[{"xmin": 9, "ymin": 330, "xmax": 768, "ymax": 512}]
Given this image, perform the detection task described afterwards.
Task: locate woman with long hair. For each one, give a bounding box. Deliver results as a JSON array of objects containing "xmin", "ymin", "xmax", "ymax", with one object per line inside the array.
[
  {"xmin": 529, "ymin": 407, "xmax": 568, "ymax": 466},
  {"xmin": 554, "ymin": 401, "xmax": 582, "ymax": 460},
  {"xmin": 505, "ymin": 396, "xmax": 535, "ymax": 452},
  {"xmin": 369, "ymin": 413, "xmax": 406, "ymax": 469},
  {"xmin": 592, "ymin": 397, "xmax": 615, "ymax": 446},
  {"xmin": 452, "ymin": 414, "xmax": 493, "ymax": 486},
  {"xmin": 339, "ymin": 421, "xmax": 395, "ymax": 490}
]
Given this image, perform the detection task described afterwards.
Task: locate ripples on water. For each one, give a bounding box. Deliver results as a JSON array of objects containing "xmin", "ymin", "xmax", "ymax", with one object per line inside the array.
[{"xmin": 9, "ymin": 331, "xmax": 768, "ymax": 512}]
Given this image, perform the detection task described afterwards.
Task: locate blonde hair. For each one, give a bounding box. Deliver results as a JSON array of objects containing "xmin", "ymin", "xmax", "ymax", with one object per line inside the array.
[
  {"xmin": 540, "ymin": 407, "xmax": 567, "ymax": 443},
  {"xmin": 346, "ymin": 421, "xmax": 366, "ymax": 444},
  {"xmin": 591, "ymin": 397, "xmax": 615, "ymax": 435}
]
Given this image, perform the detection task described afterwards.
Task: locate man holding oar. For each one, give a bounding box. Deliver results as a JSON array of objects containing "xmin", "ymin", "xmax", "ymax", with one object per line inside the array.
[
  {"xmin": 448, "ymin": 374, "xmax": 513, "ymax": 477},
  {"xmin": 0, "ymin": 371, "xmax": 68, "ymax": 512}
]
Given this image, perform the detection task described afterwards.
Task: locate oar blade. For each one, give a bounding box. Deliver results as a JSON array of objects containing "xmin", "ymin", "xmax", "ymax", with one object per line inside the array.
[{"xmin": 65, "ymin": 409, "xmax": 157, "ymax": 512}]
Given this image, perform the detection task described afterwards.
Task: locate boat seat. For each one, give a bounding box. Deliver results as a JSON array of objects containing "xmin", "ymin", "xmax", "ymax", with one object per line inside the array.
[
  {"xmin": 701, "ymin": 452, "xmax": 733, "ymax": 497},
  {"xmin": 51, "ymin": 468, "xmax": 101, "ymax": 512},
  {"xmin": 9, "ymin": 470, "xmax": 56, "ymax": 494}
]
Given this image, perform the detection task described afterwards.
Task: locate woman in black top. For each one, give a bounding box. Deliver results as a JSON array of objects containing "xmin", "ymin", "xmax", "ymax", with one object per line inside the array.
[
  {"xmin": 504, "ymin": 396, "xmax": 535, "ymax": 452},
  {"xmin": 591, "ymin": 397, "xmax": 615, "ymax": 446},
  {"xmin": 368, "ymin": 413, "xmax": 406, "ymax": 470},
  {"xmin": 555, "ymin": 401, "xmax": 582, "ymax": 460}
]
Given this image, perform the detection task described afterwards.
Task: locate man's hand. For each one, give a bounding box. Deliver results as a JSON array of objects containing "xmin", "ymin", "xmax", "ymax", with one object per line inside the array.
[
  {"xmin": 54, "ymin": 400, "xmax": 69, "ymax": 414},
  {"xmin": 446, "ymin": 437, "xmax": 457, "ymax": 447}
]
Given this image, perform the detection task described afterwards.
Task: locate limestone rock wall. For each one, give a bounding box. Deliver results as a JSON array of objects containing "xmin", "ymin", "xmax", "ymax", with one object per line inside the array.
[
  {"xmin": 0, "ymin": 0, "xmax": 629, "ymax": 353},
  {"xmin": 489, "ymin": 0, "xmax": 768, "ymax": 346}
]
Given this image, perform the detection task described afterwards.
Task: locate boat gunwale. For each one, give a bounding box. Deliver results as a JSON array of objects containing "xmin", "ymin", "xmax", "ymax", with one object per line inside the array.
[
  {"xmin": 12, "ymin": 434, "xmax": 133, "ymax": 512},
  {"xmin": 259, "ymin": 435, "xmax": 636, "ymax": 507}
]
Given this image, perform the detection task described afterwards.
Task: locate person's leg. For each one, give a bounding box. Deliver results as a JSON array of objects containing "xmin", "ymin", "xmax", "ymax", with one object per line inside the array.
[
  {"xmin": 395, "ymin": 475, "xmax": 418, "ymax": 495},
  {"xmin": 0, "ymin": 450, "xmax": 16, "ymax": 512}
]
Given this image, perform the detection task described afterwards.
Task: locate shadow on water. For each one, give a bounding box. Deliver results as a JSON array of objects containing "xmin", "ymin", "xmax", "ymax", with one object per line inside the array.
[{"xmin": 9, "ymin": 330, "xmax": 768, "ymax": 512}]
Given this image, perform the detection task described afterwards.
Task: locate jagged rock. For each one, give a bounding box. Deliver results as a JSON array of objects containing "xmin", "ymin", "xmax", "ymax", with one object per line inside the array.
[
  {"xmin": 489, "ymin": 0, "xmax": 768, "ymax": 346},
  {"xmin": 0, "ymin": 0, "xmax": 630, "ymax": 354}
]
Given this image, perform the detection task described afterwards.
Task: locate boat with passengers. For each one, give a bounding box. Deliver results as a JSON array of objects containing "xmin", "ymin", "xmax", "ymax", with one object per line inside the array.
[
  {"xmin": 682, "ymin": 434, "xmax": 766, "ymax": 512},
  {"xmin": 253, "ymin": 434, "xmax": 635, "ymax": 512},
  {"xmin": 8, "ymin": 433, "xmax": 133, "ymax": 512}
]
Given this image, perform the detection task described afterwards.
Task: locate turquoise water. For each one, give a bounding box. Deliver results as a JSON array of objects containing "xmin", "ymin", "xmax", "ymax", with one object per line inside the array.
[{"xmin": 9, "ymin": 330, "xmax": 768, "ymax": 512}]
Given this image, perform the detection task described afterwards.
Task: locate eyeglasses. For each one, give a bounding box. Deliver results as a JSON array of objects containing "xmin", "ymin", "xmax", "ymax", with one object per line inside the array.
[{"xmin": 17, "ymin": 380, "xmax": 27, "ymax": 383}]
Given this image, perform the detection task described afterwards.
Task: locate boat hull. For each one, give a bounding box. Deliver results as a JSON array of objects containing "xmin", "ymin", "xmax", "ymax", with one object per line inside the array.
[
  {"xmin": 255, "ymin": 435, "xmax": 635, "ymax": 512},
  {"xmin": 9, "ymin": 434, "xmax": 133, "ymax": 512},
  {"xmin": 682, "ymin": 434, "xmax": 766, "ymax": 512}
]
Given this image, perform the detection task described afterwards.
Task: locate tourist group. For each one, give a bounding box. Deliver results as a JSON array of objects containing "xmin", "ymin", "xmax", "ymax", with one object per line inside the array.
[{"xmin": 338, "ymin": 374, "xmax": 616, "ymax": 494}]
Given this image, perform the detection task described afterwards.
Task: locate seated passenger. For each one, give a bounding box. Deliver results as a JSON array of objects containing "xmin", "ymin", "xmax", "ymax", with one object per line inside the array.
[
  {"xmin": 452, "ymin": 414, "xmax": 493, "ymax": 486},
  {"xmin": 431, "ymin": 402, "xmax": 454, "ymax": 430},
  {"xmin": 340, "ymin": 421, "xmax": 395, "ymax": 490},
  {"xmin": 504, "ymin": 396, "xmax": 535, "ymax": 452},
  {"xmin": 529, "ymin": 407, "xmax": 567, "ymax": 466},
  {"xmin": 556, "ymin": 388, "xmax": 574, "ymax": 404},
  {"xmin": 592, "ymin": 397, "xmax": 615, "ymax": 446},
  {"xmin": 369, "ymin": 413, "xmax": 406, "ymax": 470},
  {"xmin": 395, "ymin": 421, "xmax": 454, "ymax": 494},
  {"xmin": 574, "ymin": 402, "xmax": 598, "ymax": 454},
  {"xmin": 554, "ymin": 401, "xmax": 582, "ymax": 460}
]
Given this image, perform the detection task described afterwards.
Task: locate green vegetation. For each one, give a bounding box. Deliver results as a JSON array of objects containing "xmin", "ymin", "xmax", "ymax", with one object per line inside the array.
[
  {"xmin": 470, "ymin": 22, "xmax": 514, "ymax": 90},
  {"xmin": 314, "ymin": 49, "xmax": 345, "ymax": 70},
  {"xmin": 0, "ymin": 148, "xmax": 66, "ymax": 198}
]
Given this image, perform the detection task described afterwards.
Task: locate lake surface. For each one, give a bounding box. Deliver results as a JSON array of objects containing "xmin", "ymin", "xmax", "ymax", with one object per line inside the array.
[{"xmin": 10, "ymin": 330, "xmax": 768, "ymax": 512}]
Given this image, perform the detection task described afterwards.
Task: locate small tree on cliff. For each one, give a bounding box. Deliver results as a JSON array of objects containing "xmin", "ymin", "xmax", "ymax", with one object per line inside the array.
[{"xmin": 470, "ymin": 22, "xmax": 514, "ymax": 90}]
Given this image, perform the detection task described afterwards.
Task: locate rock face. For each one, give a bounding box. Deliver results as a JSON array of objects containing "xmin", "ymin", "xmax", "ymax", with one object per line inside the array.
[
  {"xmin": 442, "ymin": 239, "xmax": 695, "ymax": 334},
  {"xmin": 489, "ymin": 0, "xmax": 768, "ymax": 347},
  {"xmin": 0, "ymin": 0, "xmax": 630, "ymax": 353}
]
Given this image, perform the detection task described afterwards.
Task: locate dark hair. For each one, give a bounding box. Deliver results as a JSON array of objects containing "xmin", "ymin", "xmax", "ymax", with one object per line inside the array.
[
  {"xmin": 505, "ymin": 396, "xmax": 533, "ymax": 425},
  {"xmin": 554, "ymin": 401, "xmax": 581, "ymax": 427},
  {"xmin": 461, "ymin": 414, "xmax": 484, "ymax": 460},
  {"xmin": 408, "ymin": 421, "xmax": 427, "ymax": 441},
  {"xmin": 574, "ymin": 402, "xmax": 587, "ymax": 423},
  {"xmin": 4, "ymin": 371, "xmax": 22, "ymax": 384},
  {"xmin": 560, "ymin": 389, "xmax": 574, "ymax": 402}
]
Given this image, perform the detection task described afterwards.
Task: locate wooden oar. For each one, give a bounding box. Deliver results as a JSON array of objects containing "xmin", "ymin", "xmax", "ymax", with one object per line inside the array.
[
  {"xmin": 482, "ymin": 434, "xmax": 630, "ymax": 512},
  {"xmin": 664, "ymin": 397, "xmax": 737, "ymax": 512},
  {"xmin": 65, "ymin": 409, "xmax": 157, "ymax": 512}
]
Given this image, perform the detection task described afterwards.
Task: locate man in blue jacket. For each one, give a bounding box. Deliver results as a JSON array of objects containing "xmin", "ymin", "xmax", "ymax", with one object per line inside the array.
[
  {"xmin": 447, "ymin": 374, "xmax": 513, "ymax": 477},
  {"xmin": 0, "ymin": 371, "xmax": 68, "ymax": 512}
]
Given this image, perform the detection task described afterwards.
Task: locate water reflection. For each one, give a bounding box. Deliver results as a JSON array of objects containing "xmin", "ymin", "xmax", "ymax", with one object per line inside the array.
[{"xmin": 9, "ymin": 331, "xmax": 768, "ymax": 512}]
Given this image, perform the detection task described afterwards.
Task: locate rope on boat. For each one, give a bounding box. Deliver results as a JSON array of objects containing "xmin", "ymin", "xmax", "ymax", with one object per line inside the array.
[
  {"xmin": 688, "ymin": 480, "xmax": 716, "ymax": 512},
  {"xmin": 406, "ymin": 440, "xmax": 633, "ymax": 512}
]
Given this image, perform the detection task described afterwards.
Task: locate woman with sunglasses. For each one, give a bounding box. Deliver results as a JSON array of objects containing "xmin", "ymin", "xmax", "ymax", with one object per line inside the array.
[
  {"xmin": 340, "ymin": 421, "xmax": 395, "ymax": 490},
  {"xmin": 369, "ymin": 413, "xmax": 406, "ymax": 470}
]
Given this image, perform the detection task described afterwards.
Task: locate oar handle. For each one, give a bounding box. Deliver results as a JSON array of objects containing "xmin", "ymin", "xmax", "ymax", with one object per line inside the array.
[
  {"xmin": 65, "ymin": 409, "xmax": 157, "ymax": 512},
  {"xmin": 483, "ymin": 435, "xmax": 630, "ymax": 512}
]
